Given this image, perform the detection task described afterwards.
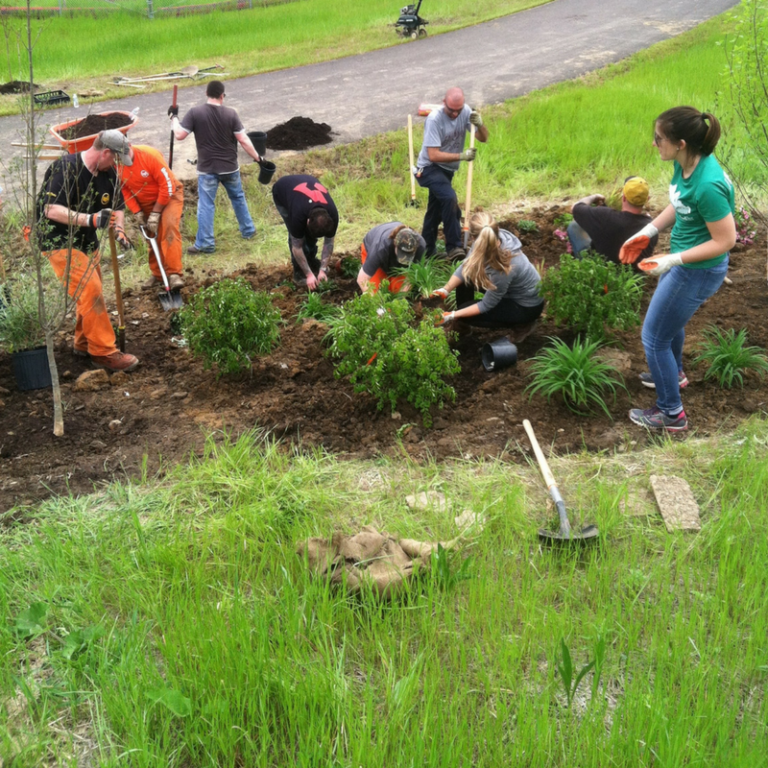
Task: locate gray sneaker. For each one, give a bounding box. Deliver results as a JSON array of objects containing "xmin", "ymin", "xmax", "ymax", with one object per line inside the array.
[
  {"xmin": 639, "ymin": 370, "xmax": 689, "ymax": 390},
  {"xmin": 629, "ymin": 406, "xmax": 688, "ymax": 432}
]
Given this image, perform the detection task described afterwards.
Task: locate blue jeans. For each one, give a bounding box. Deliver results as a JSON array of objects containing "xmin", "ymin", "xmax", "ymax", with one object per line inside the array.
[
  {"xmin": 642, "ymin": 258, "xmax": 729, "ymax": 413},
  {"xmin": 195, "ymin": 171, "xmax": 256, "ymax": 251},
  {"xmin": 566, "ymin": 220, "xmax": 591, "ymax": 258},
  {"xmin": 417, "ymin": 164, "xmax": 461, "ymax": 254}
]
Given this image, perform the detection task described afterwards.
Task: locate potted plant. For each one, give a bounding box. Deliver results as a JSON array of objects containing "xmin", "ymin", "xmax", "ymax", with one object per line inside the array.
[{"xmin": 0, "ymin": 275, "xmax": 51, "ymax": 391}]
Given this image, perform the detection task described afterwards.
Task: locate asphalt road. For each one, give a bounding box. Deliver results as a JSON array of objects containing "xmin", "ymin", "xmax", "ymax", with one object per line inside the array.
[{"xmin": 0, "ymin": 0, "xmax": 738, "ymax": 187}]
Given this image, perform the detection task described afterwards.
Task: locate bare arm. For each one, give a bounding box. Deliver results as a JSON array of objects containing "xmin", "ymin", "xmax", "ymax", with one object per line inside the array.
[
  {"xmin": 650, "ymin": 203, "xmax": 677, "ymax": 233},
  {"xmin": 356, "ymin": 267, "xmax": 371, "ymax": 293},
  {"xmin": 571, "ymin": 194, "xmax": 605, "ymax": 212},
  {"xmin": 45, "ymin": 204, "xmax": 94, "ymax": 228},
  {"xmin": 319, "ymin": 237, "xmax": 335, "ymax": 273},
  {"xmin": 658, "ymin": 214, "xmax": 737, "ymax": 264},
  {"xmin": 235, "ymin": 131, "xmax": 261, "ymax": 163},
  {"xmin": 170, "ymin": 116, "xmax": 189, "ymax": 141}
]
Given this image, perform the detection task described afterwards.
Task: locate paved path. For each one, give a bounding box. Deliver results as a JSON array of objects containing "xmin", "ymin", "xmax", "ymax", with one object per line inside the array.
[{"xmin": 0, "ymin": 0, "xmax": 738, "ymax": 186}]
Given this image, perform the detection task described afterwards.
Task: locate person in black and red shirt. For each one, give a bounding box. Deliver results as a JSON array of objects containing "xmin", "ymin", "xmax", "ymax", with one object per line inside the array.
[{"xmin": 272, "ymin": 174, "xmax": 339, "ymax": 290}]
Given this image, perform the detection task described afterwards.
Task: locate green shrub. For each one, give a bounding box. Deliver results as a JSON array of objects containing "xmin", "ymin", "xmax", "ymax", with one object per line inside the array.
[
  {"xmin": 326, "ymin": 291, "xmax": 460, "ymax": 426},
  {"xmin": 296, "ymin": 292, "xmax": 340, "ymax": 324},
  {"xmin": 517, "ymin": 219, "xmax": 539, "ymax": 234},
  {"xmin": 337, "ymin": 256, "xmax": 362, "ymax": 279},
  {"xmin": 394, "ymin": 255, "xmax": 455, "ymax": 299},
  {"xmin": 0, "ymin": 275, "xmax": 45, "ymax": 352},
  {"xmin": 693, "ymin": 325, "xmax": 768, "ymax": 388},
  {"xmin": 526, "ymin": 336, "xmax": 626, "ymax": 417},
  {"xmin": 180, "ymin": 278, "xmax": 281, "ymax": 377},
  {"xmin": 539, "ymin": 252, "xmax": 644, "ymax": 340},
  {"xmin": 553, "ymin": 212, "xmax": 574, "ymax": 230}
]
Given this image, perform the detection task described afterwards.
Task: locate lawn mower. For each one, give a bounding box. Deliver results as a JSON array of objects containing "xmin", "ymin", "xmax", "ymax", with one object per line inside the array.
[{"xmin": 395, "ymin": 1, "xmax": 428, "ymax": 39}]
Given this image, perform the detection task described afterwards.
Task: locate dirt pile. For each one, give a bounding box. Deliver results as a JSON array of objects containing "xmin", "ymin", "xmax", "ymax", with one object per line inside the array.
[
  {"xmin": 60, "ymin": 112, "xmax": 133, "ymax": 140},
  {"xmin": 266, "ymin": 116, "xmax": 333, "ymax": 150},
  {"xmin": 0, "ymin": 81, "xmax": 39, "ymax": 95}
]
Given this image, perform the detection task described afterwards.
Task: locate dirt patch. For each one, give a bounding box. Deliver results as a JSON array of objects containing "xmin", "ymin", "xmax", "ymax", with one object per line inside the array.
[
  {"xmin": 1, "ymin": 206, "xmax": 766, "ymax": 511},
  {"xmin": 60, "ymin": 112, "xmax": 132, "ymax": 140},
  {"xmin": 0, "ymin": 81, "xmax": 39, "ymax": 95},
  {"xmin": 266, "ymin": 116, "xmax": 334, "ymax": 151}
]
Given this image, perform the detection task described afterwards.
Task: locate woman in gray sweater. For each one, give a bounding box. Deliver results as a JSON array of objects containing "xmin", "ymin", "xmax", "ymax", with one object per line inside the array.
[{"xmin": 434, "ymin": 210, "xmax": 544, "ymax": 328}]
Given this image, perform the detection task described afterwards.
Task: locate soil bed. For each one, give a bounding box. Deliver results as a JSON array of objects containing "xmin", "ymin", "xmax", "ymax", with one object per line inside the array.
[
  {"xmin": 1, "ymin": 206, "xmax": 766, "ymax": 511},
  {"xmin": 60, "ymin": 112, "xmax": 132, "ymax": 140},
  {"xmin": 266, "ymin": 116, "xmax": 334, "ymax": 150},
  {"xmin": 0, "ymin": 81, "xmax": 38, "ymax": 95}
]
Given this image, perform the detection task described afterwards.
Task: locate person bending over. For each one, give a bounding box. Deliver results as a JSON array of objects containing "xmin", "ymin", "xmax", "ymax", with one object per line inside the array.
[{"xmin": 357, "ymin": 223, "xmax": 425, "ymax": 294}]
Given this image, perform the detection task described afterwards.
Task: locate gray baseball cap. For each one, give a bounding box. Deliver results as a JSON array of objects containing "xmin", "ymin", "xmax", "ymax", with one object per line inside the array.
[
  {"xmin": 99, "ymin": 130, "xmax": 133, "ymax": 165},
  {"xmin": 394, "ymin": 228, "xmax": 419, "ymax": 264}
]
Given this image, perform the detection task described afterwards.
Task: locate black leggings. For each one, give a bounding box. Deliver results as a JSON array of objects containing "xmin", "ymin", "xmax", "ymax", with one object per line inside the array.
[{"xmin": 456, "ymin": 283, "xmax": 544, "ymax": 328}]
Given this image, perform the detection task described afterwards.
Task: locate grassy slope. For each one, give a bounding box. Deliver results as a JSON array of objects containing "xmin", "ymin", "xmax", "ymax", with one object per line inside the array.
[{"xmin": 1, "ymin": 420, "xmax": 767, "ymax": 766}]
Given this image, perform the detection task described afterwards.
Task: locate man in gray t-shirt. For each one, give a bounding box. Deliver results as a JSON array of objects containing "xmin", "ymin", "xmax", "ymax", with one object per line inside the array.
[
  {"xmin": 170, "ymin": 80, "xmax": 262, "ymax": 254},
  {"xmin": 416, "ymin": 86, "xmax": 489, "ymax": 260}
]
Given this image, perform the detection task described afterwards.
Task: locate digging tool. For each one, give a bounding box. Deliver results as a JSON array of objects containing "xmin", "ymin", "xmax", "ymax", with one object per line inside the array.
[
  {"xmin": 522, "ymin": 419, "xmax": 599, "ymax": 544},
  {"xmin": 108, "ymin": 227, "xmax": 126, "ymax": 352},
  {"xmin": 462, "ymin": 122, "xmax": 476, "ymax": 249},
  {"xmin": 407, "ymin": 114, "xmax": 418, "ymax": 206},
  {"xmin": 140, "ymin": 225, "xmax": 183, "ymax": 311},
  {"xmin": 169, "ymin": 84, "xmax": 178, "ymax": 170}
]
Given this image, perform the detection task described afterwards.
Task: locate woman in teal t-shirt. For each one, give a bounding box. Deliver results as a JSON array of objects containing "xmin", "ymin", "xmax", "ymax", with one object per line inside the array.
[{"xmin": 619, "ymin": 106, "xmax": 736, "ymax": 432}]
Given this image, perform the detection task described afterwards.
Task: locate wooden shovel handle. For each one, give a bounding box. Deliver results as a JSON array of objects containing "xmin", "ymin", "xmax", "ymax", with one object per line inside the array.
[
  {"xmin": 407, "ymin": 114, "xmax": 416, "ymax": 200},
  {"xmin": 522, "ymin": 419, "xmax": 557, "ymax": 491},
  {"xmin": 462, "ymin": 123, "xmax": 476, "ymax": 246},
  {"xmin": 109, "ymin": 227, "xmax": 126, "ymax": 352}
]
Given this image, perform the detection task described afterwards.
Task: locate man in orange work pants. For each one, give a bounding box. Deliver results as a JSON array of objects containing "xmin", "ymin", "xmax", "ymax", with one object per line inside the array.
[{"xmin": 118, "ymin": 143, "xmax": 184, "ymax": 290}]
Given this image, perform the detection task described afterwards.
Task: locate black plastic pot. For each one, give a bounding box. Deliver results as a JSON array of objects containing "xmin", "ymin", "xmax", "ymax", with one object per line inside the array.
[
  {"xmin": 247, "ymin": 131, "xmax": 267, "ymax": 157},
  {"xmin": 13, "ymin": 346, "xmax": 51, "ymax": 391},
  {"xmin": 257, "ymin": 159, "xmax": 277, "ymax": 185},
  {"xmin": 481, "ymin": 338, "xmax": 518, "ymax": 372}
]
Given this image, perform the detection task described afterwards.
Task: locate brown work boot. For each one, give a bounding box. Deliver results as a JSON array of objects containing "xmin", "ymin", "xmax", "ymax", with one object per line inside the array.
[
  {"xmin": 169, "ymin": 273, "xmax": 185, "ymax": 290},
  {"xmin": 142, "ymin": 275, "xmax": 161, "ymax": 290},
  {"xmin": 73, "ymin": 345, "xmax": 88, "ymax": 357},
  {"xmin": 90, "ymin": 351, "xmax": 140, "ymax": 372}
]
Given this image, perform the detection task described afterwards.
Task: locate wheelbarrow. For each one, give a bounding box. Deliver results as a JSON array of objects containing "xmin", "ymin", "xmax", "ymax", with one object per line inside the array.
[{"xmin": 49, "ymin": 110, "xmax": 139, "ymax": 154}]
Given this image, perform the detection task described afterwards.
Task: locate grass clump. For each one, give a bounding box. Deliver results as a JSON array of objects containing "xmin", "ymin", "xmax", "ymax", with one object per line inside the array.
[
  {"xmin": 0, "ymin": 275, "xmax": 45, "ymax": 352},
  {"xmin": 395, "ymin": 255, "xmax": 455, "ymax": 299},
  {"xmin": 693, "ymin": 325, "xmax": 768, "ymax": 388},
  {"xmin": 179, "ymin": 278, "xmax": 281, "ymax": 376},
  {"xmin": 296, "ymin": 292, "xmax": 340, "ymax": 324},
  {"xmin": 526, "ymin": 336, "xmax": 626, "ymax": 416},
  {"xmin": 327, "ymin": 290, "xmax": 460, "ymax": 425},
  {"xmin": 517, "ymin": 219, "xmax": 539, "ymax": 234},
  {"xmin": 540, "ymin": 252, "xmax": 644, "ymax": 341}
]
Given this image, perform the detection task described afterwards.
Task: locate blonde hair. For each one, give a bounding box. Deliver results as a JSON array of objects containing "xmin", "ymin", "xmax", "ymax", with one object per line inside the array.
[{"xmin": 463, "ymin": 211, "xmax": 512, "ymax": 291}]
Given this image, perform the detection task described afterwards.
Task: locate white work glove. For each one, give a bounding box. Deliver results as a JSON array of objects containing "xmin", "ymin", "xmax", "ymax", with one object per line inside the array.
[
  {"xmin": 459, "ymin": 148, "xmax": 477, "ymax": 162},
  {"xmin": 431, "ymin": 288, "xmax": 449, "ymax": 299},
  {"xmin": 134, "ymin": 211, "xmax": 147, "ymax": 227},
  {"xmin": 639, "ymin": 253, "xmax": 683, "ymax": 276},
  {"xmin": 469, "ymin": 110, "xmax": 483, "ymax": 128},
  {"xmin": 147, "ymin": 212, "xmax": 161, "ymax": 237},
  {"xmin": 619, "ymin": 223, "xmax": 658, "ymax": 264}
]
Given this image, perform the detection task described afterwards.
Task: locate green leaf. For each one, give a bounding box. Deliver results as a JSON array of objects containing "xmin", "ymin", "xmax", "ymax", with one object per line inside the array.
[
  {"xmin": 145, "ymin": 686, "xmax": 192, "ymax": 717},
  {"xmin": 60, "ymin": 625, "xmax": 104, "ymax": 660},
  {"xmin": 12, "ymin": 602, "xmax": 48, "ymax": 639}
]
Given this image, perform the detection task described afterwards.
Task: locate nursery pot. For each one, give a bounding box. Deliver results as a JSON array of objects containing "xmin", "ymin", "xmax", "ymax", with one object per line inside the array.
[
  {"xmin": 12, "ymin": 346, "xmax": 52, "ymax": 391},
  {"xmin": 481, "ymin": 338, "xmax": 518, "ymax": 372},
  {"xmin": 257, "ymin": 159, "xmax": 277, "ymax": 185},
  {"xmin": 247, "ymin": 131, "xmax": 268, "ymax": 156}
]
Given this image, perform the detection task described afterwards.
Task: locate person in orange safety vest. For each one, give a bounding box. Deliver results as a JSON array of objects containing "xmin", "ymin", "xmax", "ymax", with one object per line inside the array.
[{"xmin": 117, "ymin": 143, "xmax": 185, "ymax": 291}]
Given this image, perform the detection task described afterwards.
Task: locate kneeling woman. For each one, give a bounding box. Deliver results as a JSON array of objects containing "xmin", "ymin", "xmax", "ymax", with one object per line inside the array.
[{"xmin": 435, "ymin": 211, "xmax": 544, "ymax": 329}]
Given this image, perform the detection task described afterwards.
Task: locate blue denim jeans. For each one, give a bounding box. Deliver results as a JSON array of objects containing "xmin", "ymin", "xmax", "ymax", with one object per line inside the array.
[
  {"xmin": 566, "ymin": 220, "xmax": 591, "ymax": 258},
  {"xmin": 195, "ymin": 171, "xmax": 256, "ymax": 251},
  {"xmin": 642, "ymin": 257, "xmax": 729, "ymax": 413},
  {"xmin": 417, "ymin": 164, "xmax": 461, "ymax": 254}
]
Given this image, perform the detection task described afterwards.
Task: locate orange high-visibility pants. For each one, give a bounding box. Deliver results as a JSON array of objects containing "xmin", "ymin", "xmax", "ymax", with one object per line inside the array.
[
  {"xmin": 46, "ymin": 249, "xmax": 117, "ymax": 357},
  {"xmin": 142, "ymin": 186, "xmax": 183, "ymax": 279},
  {"xmin": 360, "ymin": 243, "xmax": 405, "ymax": 293}
]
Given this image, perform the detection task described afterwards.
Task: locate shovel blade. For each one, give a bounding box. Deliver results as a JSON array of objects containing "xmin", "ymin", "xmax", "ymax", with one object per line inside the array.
[
  {"xmin": 538, "ymin": 524, "xmax": 599, "ymax": 544},
  {"xmin": 158, "ymin": 289, "xmax": 183, "ymax": 312}
]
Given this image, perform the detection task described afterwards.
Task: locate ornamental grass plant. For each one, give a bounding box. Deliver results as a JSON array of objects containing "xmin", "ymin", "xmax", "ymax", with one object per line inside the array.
[
  {"xmin": 394, "ymin": 255, "xmax": 455, "ymax": 300},
  {"xmin": 693, "ymin": 325, "xmax": 768, "ymax": 388}
]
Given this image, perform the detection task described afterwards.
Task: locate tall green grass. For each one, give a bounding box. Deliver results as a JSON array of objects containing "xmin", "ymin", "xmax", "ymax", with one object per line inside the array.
[{"xmin": 1, "ymin": 420, "xmax": 768, "ymax": 765}]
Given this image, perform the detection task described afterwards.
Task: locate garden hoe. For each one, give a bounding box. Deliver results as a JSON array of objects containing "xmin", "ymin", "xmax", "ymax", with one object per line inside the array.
[
  {"xmin": 139, "ymin": 225, "xmax": 183, "ymax": 311},
  {"xmin": 407, "ymin": 114, "xmax": 418, "ymax": 206},
  {"xmin": 522, "ymin": 419, "xmax": 599, "ymax": 545},
  {"xmin": 169, "ymin": 84, "xmax": 177, "ymax": 169}
]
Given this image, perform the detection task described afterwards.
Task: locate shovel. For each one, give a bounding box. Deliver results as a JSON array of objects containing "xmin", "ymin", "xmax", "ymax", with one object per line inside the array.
[
  {"xmin": 140, "ymin": 225, "xmax": 183, "ymax": 311},
  {"xmin": 522, "ymin": 419, "xmax": 599, "ymax": 544},
  {"xmin": 108, "ymin": 227, "xmax": 126, "ymax": 351},
  {"xmin": 462, "ymin": 122, "xmax": 476, "ymax": 249},
  {"xmin": 407, "ymin": 114, "xmax": 418, "ymax": 207}
]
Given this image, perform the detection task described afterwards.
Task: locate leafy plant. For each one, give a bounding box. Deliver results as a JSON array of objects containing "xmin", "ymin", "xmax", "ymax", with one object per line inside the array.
[
  {"xmin": 0, "ymin": 275, "xmax": 46, "ymax": 352},
  {"xmin": 553, "ymin": 212, "xmax": 574, "ymax": 230},
  {"xmin": 556, "ymin": 635, "xmax": 606, "ymax": 708},
  {"xmin": 517, "ymin": 219, "xmax": 539, "ymax": 234},
  {"xmin": 394, "ymin": 255, "xmax": 455, "ymax": 299},
  {"xmin": 337, "ymin": 256, "xmax": 362, "ymax": 279},
  {"xmin": 179, "ymin": 278, "xmax": 281, "ymax": 377},
  {"xmin": 734, "ymin": 206, "xmax": 757, "ymax": 245},
  {"xmin": 296, "ymin": 292, "xmax": 340, "ymax": 324},
  {"xmin": 326, "ymin": 291, "xmax": 460, "ymax": 426},
  {"xmin": 431, "ymin": 544, "xmax": 473, "ymax": 591},
  {"xmin": 693, "ymin": 325, "xmax": 768, "ymax": 388},
  {"xmin": 526, "ymin": 336, "xmax": 626, "ymax": 416},
  {"xmin": 540, "ymin": 252, "xmax": 644, "ymax": 340}
]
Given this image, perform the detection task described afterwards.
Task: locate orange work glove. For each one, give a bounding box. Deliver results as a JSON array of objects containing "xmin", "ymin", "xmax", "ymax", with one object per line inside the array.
[{"xmin": 619, "ymin": 223, "xmax": 658, "ymax": 264}]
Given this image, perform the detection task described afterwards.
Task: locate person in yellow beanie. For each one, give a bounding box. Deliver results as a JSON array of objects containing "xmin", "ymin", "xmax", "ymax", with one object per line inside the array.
[{"xmin": 566, "ymin": 176, "xmax": 658, "ymax": 266}]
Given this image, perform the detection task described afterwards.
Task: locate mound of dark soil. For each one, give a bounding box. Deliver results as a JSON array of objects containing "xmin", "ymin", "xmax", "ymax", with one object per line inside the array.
[
  {"xmin": 0, "ymin": 81, "xmax": 39, "ymax": 95},
  {"xmin": 0, "ymin": 206, "xmax": 765, "ymax": 511},
  {"xmin": 60, "ymin": 112, "xmax": 133, "ymax": 140},
  {"xmin": 266, "ymin": 116, "xmax": 333, "ymax": 151}
]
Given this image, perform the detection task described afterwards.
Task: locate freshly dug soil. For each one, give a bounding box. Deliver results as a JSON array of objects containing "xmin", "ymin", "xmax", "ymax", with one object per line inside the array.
[
  {"xmin": 60, "ymin": 112, "xmax": 132, "ymax": 140},
  {"xmin": 1, "ymin": 206, "xmax": 766, "ymax": 511},
  {"xmin": 266, "ymin": 116, "xmax": 334, "ymax": 150},
  {"xmin": 0, "ymin": 81, "xmax": 39, "ymax": 95}
]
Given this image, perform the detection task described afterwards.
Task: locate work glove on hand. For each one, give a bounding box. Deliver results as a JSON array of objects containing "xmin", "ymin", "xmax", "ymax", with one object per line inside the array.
[
  {"xmin": 431, "ymin": 288, "xmax": 449, "ymax": 300},
  {"xmin": 90, "ymin": 208, "xmax": 112, "ymax": 229},
  {"xmin": 619, "ymin": 223, "xmax": 658, "ymax": 264},
  {"xmin": 167, "ymin": 105, "xmax": 179, "ymax": 119},
  {"xmin": 134, "ymin": 211, "xmax": 147, "ymax": 228},
  {"xmin": 459, "ymin": 148, "xmax": 477, "ymax": 162},
  {"xmin": 469, "ymin": 110, "xmax": 483, "ymax": 128},
  {"xmin": 146, "ymin": 212, "xmax": 161, "ymax": 237},
  {"xmin": 114, "ymin": 226, "xmax": 132, "ymax": 250},
  {"xmin": 436, "ymin": 311, "xmax": 455, "ymax": 327},
  {"xmin": 639, "ymin": 253, "xmax": 683, "ymax": 276}
]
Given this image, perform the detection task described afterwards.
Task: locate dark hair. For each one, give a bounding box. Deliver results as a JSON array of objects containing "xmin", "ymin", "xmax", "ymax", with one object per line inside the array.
[
  {"xmin": 206, "ymin": 80, "xmax": 225, "ymax": 99},
  {"xmin": 307, "ymin": 207, "xmax": 335, "ymax": 238},
  {"xmin": 655, "ymin": 106, "xmax": 721, "ymax": 156}
]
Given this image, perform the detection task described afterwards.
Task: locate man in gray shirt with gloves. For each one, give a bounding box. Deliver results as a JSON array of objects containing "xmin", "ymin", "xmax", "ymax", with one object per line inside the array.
[{"xmin": 416, "ymin": 86, "xmax": 489, "ymax": 260}]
